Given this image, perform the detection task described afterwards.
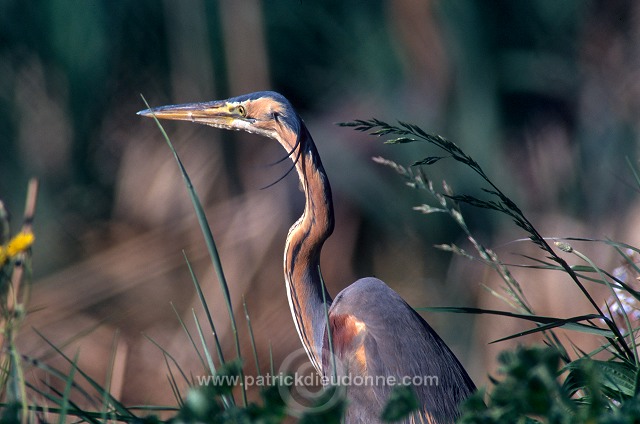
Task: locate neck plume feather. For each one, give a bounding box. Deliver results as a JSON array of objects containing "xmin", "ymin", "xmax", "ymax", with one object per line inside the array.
[{"xmin": 279, "ymin": 124, "xmax": 334, "ymax": 373}]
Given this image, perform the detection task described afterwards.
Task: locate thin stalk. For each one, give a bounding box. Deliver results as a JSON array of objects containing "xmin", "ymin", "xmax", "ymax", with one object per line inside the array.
[
  {"xmin": 242, "ymin": 296, "xmax": 261, "ymax": 376},
  {"xmin": 183, "ymin": 251, "xmax": 225, "ymax": 366},
  {"xmin": 102, "ymin": 330, "xmax": 121, "ymax": 420},
  {"xmin": 58, "ymin": 351, "xmax": 80, "ymax": 424},
  {"xmin": 192, "ymin": 309, "xmax": 234, "ymax": 409},
  {"xmin": 170, "ymin": 302, "xmax": 206, "ymax": 370},
  {"xmin": 142, "ymin": 95, "xmax": 245, "ymax": 404},
  {"xmin": 571, "ymin": 247, "xmax": 638, "ymax": 365}
]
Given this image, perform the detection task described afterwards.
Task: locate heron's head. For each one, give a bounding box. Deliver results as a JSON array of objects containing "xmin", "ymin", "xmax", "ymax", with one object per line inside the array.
[{"xmin": 138, "ymin": 91, "xmax": 302, "ymax": 141}]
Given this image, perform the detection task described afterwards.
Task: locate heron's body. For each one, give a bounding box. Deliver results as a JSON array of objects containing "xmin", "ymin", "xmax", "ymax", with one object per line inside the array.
[
  {"xmin": 328, "ymin": 278, "xmax": 474, "ymax": 423},
  {"xmin": 139, "ymin": 91, "xmax": 475, "ymax": 423}
]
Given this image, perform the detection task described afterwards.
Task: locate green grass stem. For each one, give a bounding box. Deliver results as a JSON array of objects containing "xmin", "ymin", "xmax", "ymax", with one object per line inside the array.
[
  {"xmin": 242, "ymin": 296, "xmax": 261, "ymax": 376},
  {"xmin": 141, "ymin": 95, "xmax": 246, "ymax": 406}
]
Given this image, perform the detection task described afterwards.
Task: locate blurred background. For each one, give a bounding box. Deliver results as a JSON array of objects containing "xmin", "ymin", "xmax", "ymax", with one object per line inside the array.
[{"xmin": 2, "ymin": 0, "xmax": 640, "ymax": 409}]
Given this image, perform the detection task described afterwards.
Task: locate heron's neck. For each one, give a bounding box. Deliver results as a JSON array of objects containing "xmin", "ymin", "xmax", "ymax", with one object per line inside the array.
[{"xmin": 280, "ymin": 125, "xmax": 334, "ymax": 373}]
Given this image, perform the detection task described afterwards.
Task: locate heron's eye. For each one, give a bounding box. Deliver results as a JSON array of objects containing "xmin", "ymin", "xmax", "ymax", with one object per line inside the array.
[{"xmin": 237, "ymin": 105, "xmax": 247, "ymax": 117}]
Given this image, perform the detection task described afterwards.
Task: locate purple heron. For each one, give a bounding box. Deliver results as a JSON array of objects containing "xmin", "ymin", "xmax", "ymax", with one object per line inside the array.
[{"xmin": 139, "ymin": 91, "xmax": 475, "ymax": 423}]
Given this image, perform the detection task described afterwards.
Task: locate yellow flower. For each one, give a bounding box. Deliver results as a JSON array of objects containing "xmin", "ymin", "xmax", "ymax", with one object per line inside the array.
[
  {"xmin": 6, "ymin": 232, "xmax": 34, "ymax": 256},
  {"xmin": 0, "ymin": 232, "xmax": 34, "ymax": 267}
]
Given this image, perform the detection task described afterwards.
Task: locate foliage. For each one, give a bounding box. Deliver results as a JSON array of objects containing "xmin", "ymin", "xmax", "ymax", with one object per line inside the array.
[
  {"xmin": 3, "ymin": 113, "xmax": 640, "ymax": 422},
  {"xmin": 171, "ymin": 361, "xmax": 290, "ymax": 424},
  {"xmin": 0, "ymin": 112, "xmax": 422, "ymax": 424},
  {"xmin": 458, "ymin": 345, "xmax": 640, "ymax": 424},
  {"xmin": 0, "ymin": 181, "xmax": 36, "ymax": 424},
  {"xmin": 380, "ymin": 386, "xmax": 420, "ymax": 422},
  {"xmin": 342, "ymin": 118, "xmax": 640, "ymax": 422}
]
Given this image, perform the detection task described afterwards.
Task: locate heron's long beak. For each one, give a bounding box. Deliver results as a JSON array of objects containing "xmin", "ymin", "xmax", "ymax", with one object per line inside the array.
[{"xmin": 137, "ymin": 101, "xmax": 238, "ymax": 129}]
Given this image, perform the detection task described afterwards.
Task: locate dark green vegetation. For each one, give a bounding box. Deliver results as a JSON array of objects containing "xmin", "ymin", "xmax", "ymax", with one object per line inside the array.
[
  {"xmin": 347, "ymin": 119, "xmax": 640, "ymax": 423},
  {"xmin": 2, "ymin": 2, "xmax": 639, "ymax": 422},
  {"xmin": 2, "ymin": 116, "xmax": 640, "ymax": 422}
]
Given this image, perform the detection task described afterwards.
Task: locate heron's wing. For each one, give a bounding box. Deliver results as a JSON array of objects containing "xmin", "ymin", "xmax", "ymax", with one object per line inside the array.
[
  {"xmin": 322, "ymin": 312, "xmax": 388, "ymax": 422},
  {"xmin": 323, "ymin": 277, "xmax": 474, "ymax": 423}
]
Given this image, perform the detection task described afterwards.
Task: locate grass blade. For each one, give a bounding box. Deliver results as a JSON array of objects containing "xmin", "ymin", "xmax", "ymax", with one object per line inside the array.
[
  {"xmin": 183, "ymin": 251, "xmax": 225, "ymax": 366},
  {"xmin": 242, "ymin": 296, "xmax": 261, "ymax": 376},
  {"xmin": 419, "ymin": 307, "xmax": 613, "ymax": 339},
  {"xmin": 141, "ymin": 95, "xmax": 245, "ymax": 405},
  {"xmin": 58, "ymin": 350, "xmax": 80, "ymax": 424},
  {"xmin": 33, "ymin": 329, "xmax": 135, "ymax": 419},
  {"xmin": 170, "ymin": 302, "xmax": 206, "ymax": 370},
  {"xmin": 569, "ymin": 247, "xmax": 638, "ymax": 365},
  {"xmin": 143, "ymin": 333, "xmax": 191, "ymax": 387},
  {"xmin": 164, "ymin": 354, "xmax": 184, "ymax": 407}
]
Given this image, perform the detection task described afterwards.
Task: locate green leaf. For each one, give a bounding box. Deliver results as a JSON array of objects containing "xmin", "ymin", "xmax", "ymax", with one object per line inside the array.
[
  {"xmin": 380, "ymin": 385, "xmax": 420, "ymax": 422},
  {"xmin": 411, "ymin": 156, "xmax": 447, "ymax": 166},
  {"xmin": 490, "ymin": 319, "xmax": 613, "ymax": 344},
  {"xmin": 564, "ymin": 358, "xmax": 636, "ymax": 399},
  {"xmin": 417, "ymin": 307, "xmax": 613, "ymax": 341},
  {"xmin": 384, "ymin": 137, "xmax": 415, "ymax": 144},
  {"xmin": 208, "ymin": 359, "xmax": 244, "ymax": 396},
  {"xmin": 181, "ymin": 386, "xmax": 223, "ymax": 421}
]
